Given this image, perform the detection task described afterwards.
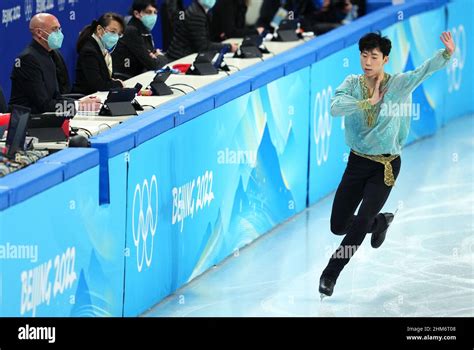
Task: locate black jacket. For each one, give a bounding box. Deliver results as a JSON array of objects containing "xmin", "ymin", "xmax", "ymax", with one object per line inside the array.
[
  {"xmin": 256, "ymin": 0, "xmax": 316, "ymax": 30},
  {"xmin": 112, "ymin": 17, "xmax": 168, "ymax": 78},
  {"xmin": 161, "ymin": 0, "xmax": 185, "ymax": 50},
  {"xmin": 9, "ymin": 40, "xmax": 66, "ymax": 114},
  {"xmin": 211, "ymin": 0, "xmax": 257, "ymax": 41},
  {"xmin": 0, "ymin": 86, "xmax": 7, "ymax": 113},
  {"xmin": 50, "ymin": 49, "xmax": 71, "ymax": 94},
  {"xmin": 166, "ymin": 1, "xmax": 230, "ymax": 61},
  {"xmin": 73, "ymin": 36, "xmax": 122, "ymax": 95}
]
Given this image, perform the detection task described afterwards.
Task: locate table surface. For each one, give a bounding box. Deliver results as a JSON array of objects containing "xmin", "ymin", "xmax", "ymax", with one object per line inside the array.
[{"xmin": 37, "ymin": 36, "xmax": 313, "ymax": 151}]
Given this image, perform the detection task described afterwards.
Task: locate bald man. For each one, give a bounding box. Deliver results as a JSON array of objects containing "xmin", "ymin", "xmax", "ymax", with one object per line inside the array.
[{"xmin": 9, "ymin": 13, "xmax": 74, "ymax": 114}]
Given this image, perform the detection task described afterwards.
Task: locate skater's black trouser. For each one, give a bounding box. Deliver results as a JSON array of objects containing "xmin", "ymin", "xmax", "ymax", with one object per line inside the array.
[{"xmin": 322, "ymin": 151, "xmax": 401, "ymax": 279}]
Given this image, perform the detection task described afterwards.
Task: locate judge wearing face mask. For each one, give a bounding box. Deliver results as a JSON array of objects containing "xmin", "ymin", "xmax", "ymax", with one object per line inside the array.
[
  {"xmin": 113, "ymin": 0, "xmax": 168, "ymax": 78},
  {"xmin": 73, "ymin": 13, "xmax": 126, "ymax": 95},
  {"xmin": 9, "ymin": 13, "xmax": 74, "ymax": 114}
]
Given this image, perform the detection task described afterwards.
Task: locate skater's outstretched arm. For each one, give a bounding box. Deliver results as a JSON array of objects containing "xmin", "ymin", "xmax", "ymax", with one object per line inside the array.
[{"xmin": 393, "ymin": 31, "xmax": 455, "ymax": 93}]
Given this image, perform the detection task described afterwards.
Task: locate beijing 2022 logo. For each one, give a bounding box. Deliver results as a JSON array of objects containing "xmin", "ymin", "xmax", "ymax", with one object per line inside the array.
[
  {"xmin": 24, "ymin": 0, "xmax": 34, "ymax": 21},
  {"xmin": 132, "ymin": 176, "xmax": 158, "ymax": 272}
]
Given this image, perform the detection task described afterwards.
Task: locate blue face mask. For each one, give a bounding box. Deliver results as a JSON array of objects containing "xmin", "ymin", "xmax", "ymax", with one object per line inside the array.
[
  {"xmin": 199, "ymin": 0, "xmax": 216, "ymax": 9},
  {"xmin": 44, "ymin": 29, "xmax": 64, "ymax": 50},
  {"xmin": 101, "ymin": 31, "xmax": 120, "ymax": 50},
  {"xmin": 141, "ymin": 14, "xmax": 157, "ymax": 31}
]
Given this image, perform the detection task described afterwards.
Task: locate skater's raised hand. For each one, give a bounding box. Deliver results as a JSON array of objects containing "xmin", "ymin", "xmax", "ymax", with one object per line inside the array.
[
  {"xmin": 440, "ymin": 31, "xmax": 455, "ymax": 55},
  {"xmin": 369, "ymin": 74, "xmax": 386, "ymax": 105}
]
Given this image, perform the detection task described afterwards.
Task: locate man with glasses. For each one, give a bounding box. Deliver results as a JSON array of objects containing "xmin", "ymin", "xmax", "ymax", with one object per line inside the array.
[
  {"xmin": 9, "ymin": 13, "xmax": 75, "ymax": 114},
  {"xmin": 113, "ymin": 0, "xmax": 168, "ymax": 78}
]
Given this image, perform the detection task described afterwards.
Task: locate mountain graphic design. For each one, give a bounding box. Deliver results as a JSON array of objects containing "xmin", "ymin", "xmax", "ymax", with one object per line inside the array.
[
  {"xmin": 280, "ymin": 125, "xmax": 299, "ymax": 189},
  {"xmin": 70, "ymin": 250, "xmax": 117, "ymax": 316},
  {"xmin": 70, "ymin": 269, "xmax": 93, "ymax": 317},
  {"xmin": 188, "ymin": 209, "xmax": 225, "ymax": 281},
  {"xmin": 189, "ymin": 124, "xmax": 296, "ymax": 281}
]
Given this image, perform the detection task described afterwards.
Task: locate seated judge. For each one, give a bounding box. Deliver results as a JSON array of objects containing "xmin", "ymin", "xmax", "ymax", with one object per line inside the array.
[
  {"xmin": 9, "ymin": 13, "xmax": 74, "ymax": 114},
  {"xmin": 166, "ymin": 0, "xmax": 238, "ymax": 62},
  {"xmin": 73, "ymin": 13, "xmax": 125, "ymax": 95},
  {"xmin": 113, "ymin": 0, "xmax": 168, "ymax": 77}
]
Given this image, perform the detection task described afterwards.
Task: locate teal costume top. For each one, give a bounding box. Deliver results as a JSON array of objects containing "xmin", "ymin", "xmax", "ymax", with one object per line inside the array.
[{"xmin": 331, "ymin": 49, "xmax": 451, "ymax": 155}]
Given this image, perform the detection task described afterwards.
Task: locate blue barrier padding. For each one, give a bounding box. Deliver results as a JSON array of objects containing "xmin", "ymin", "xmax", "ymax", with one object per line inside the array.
[
  {"xmin": 311, "ymin": 31, "xmax": 345, "ymax": 61},
  {"xmin": 423, "ymin": 0, "xmax": 448, "ymax": 10},
  {"xmin": 0, "ymin": 163, "xmax": 64, "ymax": 207},
  {"xmin": 391, "ymin": 2, "xmax": 431, "ymax": 19},
  {"xmin": 126, "ymin": 109, "xmax": 176, "ymax": 146},
  {"xmin": 367, "ymin": 0, "xmax": 392, "ymax": 13},
  {"xmin": 38, "ymin": 148, "xmax": 99, "ymax": 180},
  {"xmin": 339, "ymin": 16, "xmax": 376, "ymax": 47},
  {"xmin": 91, "ymin": 128, "xmax": 137, "ymax": 204},
  {"xmin": 173, "ymin": 90, "xmax": 216, "ymax": 126},
  {"xmin": 90, "ymin": 127, "xmax": 137, "ymax": 159},
  {"xmin": 368, "ymin": 7, "xmax": 402, "ymax": 32},
  {"xmin": 213, "ymin": 73, "xmax": 252, "ymax": 107},
  {"xmin": 280, "ymin": 43, "xmax": 317, "ymax": 75},
  {"xmin": 248, "ymin": 56, "xmax": 286, "ymax": 90},
  {"xmin": 0, "ymin": 186, "xmax": 9, "ymax": 211}
]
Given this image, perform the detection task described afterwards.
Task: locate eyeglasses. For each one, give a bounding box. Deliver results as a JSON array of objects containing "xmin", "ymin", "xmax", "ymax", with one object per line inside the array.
[
  {"xmin": 35, "ymin": 27, "xmax": 62, "ymax": 34},
  {"xmin": 105, "ymin": 28, "xmax": 123, "ymax": 39}
]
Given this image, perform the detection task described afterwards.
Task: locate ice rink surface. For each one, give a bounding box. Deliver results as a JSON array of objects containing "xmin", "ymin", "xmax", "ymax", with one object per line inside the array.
[{"xmin": 145, "ymin": 115, "xmax": 474, "ymax": 317}]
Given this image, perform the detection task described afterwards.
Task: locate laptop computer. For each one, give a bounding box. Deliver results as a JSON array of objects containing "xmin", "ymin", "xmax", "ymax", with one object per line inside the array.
[
  {"xmin": 275, "ymin": 20, "xmax": 300, "ymax": 42},
  {"xmin": 150, "ymin": 70, "xmax": 173, "ymax": 96},
  {"xmin": 3, "ymin": 105, "xmax": 31, "ymax": 159},
  {"xmin": 28, "ymin": 114, "xmax": 69, "ymax": 142},
  {"xmin": 99, "ymin": 88, "xmax": 138, "ymax": 117},
  {"xmin": 187, "ymin": 51, "xmax": 219, "ymax": 76},
  {"xmin": 235, "ymin": 35, "xmax": 263, "ymax": 59}
]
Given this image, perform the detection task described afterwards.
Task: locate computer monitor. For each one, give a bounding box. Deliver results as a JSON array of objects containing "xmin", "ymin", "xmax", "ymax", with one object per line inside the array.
[
  {"xmin": 99, "ymin": 88, "xmax": 138, "ymax": 117},
  {"xmin": 235, "ymin": 35, "xmax": 264, "ymax": 58},
  {"xmin": 4, "ymin": 105, "xmax": 31, "ymax": 159},
  {"xmin": 105, "ymin": 88, "xmax": 137, "ymax": 104},
  {"xmin": 150, "ymin": 70, "xmax": 173, "ymax": 96},
  {"xmin": 275, "ymin": 19, "xmax": 299, "ymax": 42},
  {"xmin": 28, "ymin": 114, "xmax": 69, "ymax": 142},
  {"xmin": 187, "ymin": 51, "xmax": 219, "ymax": 75}
]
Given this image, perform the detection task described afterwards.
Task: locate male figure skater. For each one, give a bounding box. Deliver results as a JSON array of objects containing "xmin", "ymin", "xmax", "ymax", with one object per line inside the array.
[{"xmin": 319, "ymin": 31, "xmax": 455, "ymax": 299}]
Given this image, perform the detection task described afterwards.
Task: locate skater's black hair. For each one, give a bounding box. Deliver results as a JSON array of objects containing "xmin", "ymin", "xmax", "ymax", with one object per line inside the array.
[{"xmin": 359, "ymin": 32, "xmax": 392, "ymax": 57}]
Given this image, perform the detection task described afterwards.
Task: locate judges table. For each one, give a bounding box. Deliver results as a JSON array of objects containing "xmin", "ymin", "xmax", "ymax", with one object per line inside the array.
[{"xmin": 72, "ymin": 37, "xmax": 310, "ymax": 127}]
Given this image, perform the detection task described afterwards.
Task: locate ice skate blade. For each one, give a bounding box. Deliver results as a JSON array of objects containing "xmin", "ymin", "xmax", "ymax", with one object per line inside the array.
[{"xmin": 320, "ymin": 293, "xmax": 329, "ymax": 301}]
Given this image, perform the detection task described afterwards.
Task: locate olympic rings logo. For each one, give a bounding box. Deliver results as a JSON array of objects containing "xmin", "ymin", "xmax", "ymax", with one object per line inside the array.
[
  {"xmin": 132, "ymin": 176, "xmax": 158, "ymax": 272},
  {"xmin": 447, "ymin": 25, "xmax": 466, "ymax": 93},
  {"xmin": 313, "ymin": 87, "xmax": 333, "ymax": 166}
]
